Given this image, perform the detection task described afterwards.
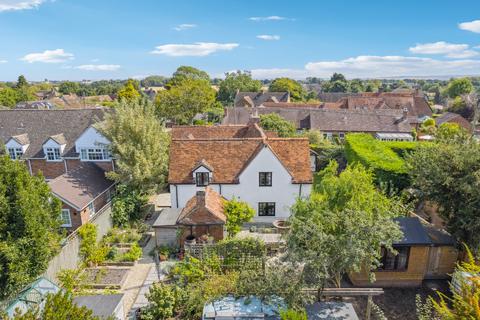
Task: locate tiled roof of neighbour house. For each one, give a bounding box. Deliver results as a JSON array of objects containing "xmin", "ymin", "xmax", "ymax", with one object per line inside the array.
[
  {"xmin": 309, "ymin": 109, "xmax": 412, "ymax": 133},
  {"xmin": 394, "ymin": 217, "xmax": 455, "ymax": 246},
  {"xmin": 177, "ymin": 187, "xmax": 226, "ymax": 225},
  {"xmin": 436, "ymin": 112, "xmax": 472, "ymax": 131},
  {"xmin": 234, "ymin": 91, "xmax": 289, "ymax": 107},
  {"xmin": 223, "ymin": 107, "xmax": 312, "ymax": 129},
  {"xmin": 318, "ymin": 92, "xmax": 360, "ymax": 102},
  {"xmin": 48, "ymin": 163, "xmax": 114, "ymax": 210},
  {"xmin": 11, "ymin": 133, "xmax": 30, "ymax": 145},
  {"xmin": 15, "ymin": 101, "xmax": 55, "ymax": 110},
  {"xmin": 261, "ymin": 102, "xmax": 322, "ymax": 109},
  {"xmin": 0, "ymin": 109, "xmax": 107, "ymax": 159},
  {"xmin": 169, "ymin": 124, "xmax": 313, "ymax": 184},
  {"xmin": 48, "ymin": 133, "xmax": 67, "ymax": 145}
]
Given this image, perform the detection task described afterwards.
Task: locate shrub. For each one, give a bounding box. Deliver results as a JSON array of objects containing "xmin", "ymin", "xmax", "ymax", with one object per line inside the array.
[
  {"xmin": 122, "ymin": 243, "xmax": 142, "ymax": 262},
  {"xmin": 78, "ymin": 224, "xmax": 107, "ymax": 266},
  {"xmin": 111, "ymin": 184, "xmax": 148, "ymax": 227},
  {"xmin": 280, "ymin": 308, "xmax": 308, "ymax": 320},
  {"xmin": 57, "ymin": 268, "xmax": 87, "ymax": 294},
  {"xmin": 141, "ymin": 283, "xmax": 176, "ymax": 320},
  {"xmin": 223, "ymin": 198, "xmax": 255, "ymax": 237},
  {"xmin": 344, "ymin": 133, "xmax": 416, "ymax": 191},
  {"xmin": 259, "ymin": 113, "xmax": 297, "ymax": 137}
]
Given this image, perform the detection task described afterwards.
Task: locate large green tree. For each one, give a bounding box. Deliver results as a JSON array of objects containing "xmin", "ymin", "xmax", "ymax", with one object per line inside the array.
[
  {"xmin": 217, "ymin": 71, "xmax": 262, "ymax": 106},
  {"xmin": 155, "ymin": 77, "xmax": 219, "ymax": 124},
  {"xmin": 286, "ymin": 162, "xmax": 404, "ymax": 289},
  {"xmin": 117, "ymin": 79, "xmax": 141, "ymax": 101},
  {"xmin": 58, "ymin": 81, "xmax": 80, "ymax": 95},
  {"xmin": 269, "ymin": 77, "xmax": 305, "ymax": 102},
  {"xmin": 0, "ymin": 155, "xmax": 62, "ymax": 299},
  {"xmin": 259, "ymin": 113, "xmax": 296, "ymax": 137},
  {"xmin": 407, "ymin": 138, "xmax": 480, "ymax": 251},
  {"xmin": 96, "ymin": 99, "xmax": 170, "ymax": 194},
  {"xmin": 0, "ymin": 87, "xmax": 18, "ymax": 108},
  {"xmin": 166, "ymin": 65, "xmax": 210, "ymax": 88},
  {"xmin": 446, "ymin": 78, "xmax": 474, "ymax": 98}
]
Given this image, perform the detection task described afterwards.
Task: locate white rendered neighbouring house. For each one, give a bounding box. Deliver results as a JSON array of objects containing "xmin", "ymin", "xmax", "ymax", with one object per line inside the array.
[{"xmin": 168, "ymin": 119, "xmax": 313, "ymax": 223}]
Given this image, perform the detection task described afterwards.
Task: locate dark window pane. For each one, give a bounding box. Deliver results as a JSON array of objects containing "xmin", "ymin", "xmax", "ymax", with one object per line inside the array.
[
  {"xmin": 259, "ymin": 172, "xmax": 272, "ymax": 186},
  {"xmin": 196, "ymin": 172, "xmax": 209, "ymax": 186},
  {"xmin": 258, "ymin": 202, "xmax": 275, "ymax": 216}
]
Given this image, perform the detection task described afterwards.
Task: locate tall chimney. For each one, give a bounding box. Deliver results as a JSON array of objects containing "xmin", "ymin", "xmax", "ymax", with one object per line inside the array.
[
  {"xmin": 248, "ymin": 109, "xmax": 260, "ymax": 124},
  {"xmin": 402, "ymin": 107, "xmax": 408, "ymax": 120},
  {"xmin": 196, "ymin": 190, "xmax": 206, "ymax": 207}
]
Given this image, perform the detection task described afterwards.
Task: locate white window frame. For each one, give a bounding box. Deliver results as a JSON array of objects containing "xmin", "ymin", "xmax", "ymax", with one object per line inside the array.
[
  {"xmin": 60, "ymin": 209, "xmax": 72, "ymax": 227},
  {"xmin": 46, "ymin": 147, "xmax": 61, "ymax": 161},
  {"xmin": 88, "ymin": 202, "xmax": 95, "ymax": 217},
  {"xmin": 80, "ymin": 148, "xmax": 110, "ymax": 161},
  {"xmin": 7, "ymin": 147, "xmax": 23, "ymax": 160}
]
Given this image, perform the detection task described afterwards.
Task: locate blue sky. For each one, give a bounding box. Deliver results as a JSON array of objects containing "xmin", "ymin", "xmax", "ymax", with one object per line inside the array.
[{"xmin": 1, "ymin": 0, "xmax": 480, "ymax": 80}]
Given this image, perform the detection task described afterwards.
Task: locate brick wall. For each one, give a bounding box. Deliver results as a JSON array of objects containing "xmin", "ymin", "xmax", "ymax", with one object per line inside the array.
[
  {"xmin": 30, "ymin": 159, "xmax": 66, "ymax": 179},
  {"xmin": 349, "ymin": 246, "xmax": 429, "ymax": 287}
]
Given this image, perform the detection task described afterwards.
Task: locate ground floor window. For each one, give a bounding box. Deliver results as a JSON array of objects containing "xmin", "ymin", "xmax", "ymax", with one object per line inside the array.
[
  {"xmin": 88, "ymin": 202, "xmax": 95, "ymax": 217},
  {"xmin": 378, "ymin": 246, "xmax": 410, "ymax": 271},
  {"xmin": 60, "ymin": 209, "xmax": 72, "ymax": 227},
  {"xmin": 258, "ymin": 202, "xmax": 275, "ymax": 216}
]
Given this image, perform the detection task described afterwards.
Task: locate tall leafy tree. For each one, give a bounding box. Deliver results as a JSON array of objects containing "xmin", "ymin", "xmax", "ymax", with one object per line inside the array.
[
  {"xmin": 58, "ymin": 81, "xmax": 80, "ymax": 95},
  {"xmin": 286, "ymin": 162, "xmax": 404, "ymax": 289},
  {"xmin": 0, "ymin": 155, "xmax": 62, "ymax": 299},
  {"xmin": 117, "ymin": 79, "xmax": 141, "ymax": 101},
  {"xmin": 166, "ymin": 65, "xmax": 210, "ymax": 88},
  {"xmin": 259, "ymin": 113, "xmax": 296, "ymax": 137},
  {"xmin": 217, "ymin": 71, "xmax": 262, "ymax": 106},
  {"xmin": 0, "ymin": 87, "xmax": 18, "ymax": 108},
  {"xmin": 155, "ymin": 77, "xmax": 219, "ymax": 124},
  {"xmin": 407, "ymin": 138, "xmax": 480, "ymax": 251},
  {"xmin": 224, "ymin": 198, "xmax": 255, "ymax": 237},
  {"xmin": 96, "ymin": 99, "xmax": 170, "ymax": 194},
  {"xmin": 446, "ymin": 78, "xmax": 474, "ymax": 98},
  {"xmin": 269, "ymin": 78, "xmax": 306, "ymax": 102},
  {"xmin": 16, "ymin": 75, "xmax": 28, "ymax": 89}
]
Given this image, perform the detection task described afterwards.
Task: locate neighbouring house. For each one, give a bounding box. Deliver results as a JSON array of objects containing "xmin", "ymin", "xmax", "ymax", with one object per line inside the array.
[
  {"xmin": 349, "ymin": 217, "xmax": 458, "ymax": 287},
  {"xmin": 15, "ymin": 101, "xmax": 55, "ymax": 110},
  {"xmin": 74, "ymin": 294, "xmax": 125, "ymax": 320},
  {"xmin": 234, "ymin": 91, "xmax": 290, "ymax": 108},
  {"xmin": 0, "ymin": 109, "xmax": 113, "ymax": 180},
  {"xmin": 153, "ymin": 187, "xmax": 226, "ymax": 247},
  {"xmin": 3, "ymin": 277, "xmax": 60, "ymax": 318},
  {"xmin": 223, "ymin": 107, "xmax": 413, "ymax": 141},
  {"xmin": 168, "ymin": 120, "xmax": 313, "ymax": 223},
  {"xmin": 436, "ymin": 112, "xmax": 472, "ymax": 132},
  {"xmin": 0, "ymin": 109, "xmax": 115, "ymax": 231},
  {"xmin": 48, "ymin": 163, "xmax": 115, "ymax": 232}
]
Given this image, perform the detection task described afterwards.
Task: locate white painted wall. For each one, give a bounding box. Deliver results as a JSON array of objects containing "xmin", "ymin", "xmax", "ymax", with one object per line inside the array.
[
  {"xmin": 75, "ymin": 126, "xmax": 110, "ymax": 153},
  {"xmin": 170, "ymin": 146, "xmax": 312, "ymax": 223}
]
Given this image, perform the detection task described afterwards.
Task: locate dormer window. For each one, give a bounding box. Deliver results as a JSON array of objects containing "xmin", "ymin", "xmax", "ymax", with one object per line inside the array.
[
  {"xmin": 80, "ymin": 148, "xmax": 110, "ymax": 161},
  {"xmin": 196, "ymin": 172, "xmax": 210, "ymax": 187},
  {"xmin": 8, "ymin": 147, "xmax": 23, "ymax": 160},
  {"xmin": 46, "ymin": 147, "xmax": 61, "ymax": 161}
]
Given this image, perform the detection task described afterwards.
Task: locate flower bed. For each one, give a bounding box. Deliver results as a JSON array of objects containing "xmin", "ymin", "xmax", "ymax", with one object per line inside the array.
[{"xmin": 83, "ymin": 267, "xmax": 130, "ymax": 289}]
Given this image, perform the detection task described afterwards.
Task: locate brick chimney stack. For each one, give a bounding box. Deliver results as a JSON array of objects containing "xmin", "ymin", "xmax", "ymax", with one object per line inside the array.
[{"xmin": 196, "ymin": 190, "xmax": 206, "ymax": 207}]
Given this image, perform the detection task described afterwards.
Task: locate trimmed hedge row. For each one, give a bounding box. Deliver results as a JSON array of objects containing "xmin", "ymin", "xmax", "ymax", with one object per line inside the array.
[{"xmin": 344, "ymin": 133, "xmax": 417, "ymax": 191}]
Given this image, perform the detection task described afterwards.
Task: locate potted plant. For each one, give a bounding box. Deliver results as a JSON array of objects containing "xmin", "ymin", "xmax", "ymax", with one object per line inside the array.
[
  {"xmin": 273, "ymin": 219, "xmax": 290, "ymax": 234},
  {"xmin": 158, "ymin": 245, "xmax": 170, "ymax": 261}
]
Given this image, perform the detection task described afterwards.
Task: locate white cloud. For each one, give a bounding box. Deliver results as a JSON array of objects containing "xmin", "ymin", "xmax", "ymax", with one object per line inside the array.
[
  {"xmin": 21, "ymin": 49, "xmax": 74, "ymax": 63},
  {"xmin": 75, "ymin": 64, "xmax": 121, "ymax": 71},
  {"xmin": 249, "ymin": 16, "xmax": 292, "ymax": 21},
  {"xmin": 0, "ymin": 0, "xmax": 47, "ymax": 12},
  {"xmin": 256, "ymin": 34, "xmax": 280, "ymax": 41},
  {"xmin": 409, "ymin": 41, "xmax": 468, "ymax": 54},
  {"xmin": 446, "ymin": 50, "xmax": 478, "ymax": 59},
  {"xmin": 0, "ymin": 59, "xmax": 7, "ymax": 63},
  {"xmin": 459, "ymin": 20, "xmax": 480, "ymax": 33},
  {"xmin": 173, "ymin": 23, "xmax": 197, "ymax": 31},
  {"xmin": 250, "ymin": 55, "xmax": 480, "ymax": 79},
  {"xmin": 150, "ymin": 42, "xmax": 239, "ymax": 57}
]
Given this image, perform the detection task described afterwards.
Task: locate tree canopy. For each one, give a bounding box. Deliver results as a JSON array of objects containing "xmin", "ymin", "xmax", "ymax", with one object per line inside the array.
[
  {"xmin": 287, "ymin": 162, "xmax": 404, "ymax": 288},
  {"xmin": 96, "ymin": 99, "xmax": 170, "ymax": 194},
  {"xmin": 155, "ymin": 77, "xmax": 219, "ymax": 124},
  {"xmin": 117, "ymin": 79, "xmax": 141, "ymax": 101},
  {"xmin": 446, "ymin": 78, "xmax": 474, "ymax": 98},
  {"xmin": 259, "ymin": 113, "xmax": 297, "ymax": 137},
  {"xmin": 269, "ymin": 78, "xmax": 305, "ymax": 102},
  {"xmin": 0, "ymin": 155, "xmax": 62, "ymax": 299},
  {"xmin": 407, "ymin": 137, "xmax": 480, "ymax": 252},
  {"xmin": 166, "ymin": 66, "xmax": 210, "ymax": 88},
  {"xmin": 223, "ymin": 198, "xmax": 255, "ymax": 237},
  {"xmin": 217, "ymin": 71, "xmax": 262, "ymax": 105}
]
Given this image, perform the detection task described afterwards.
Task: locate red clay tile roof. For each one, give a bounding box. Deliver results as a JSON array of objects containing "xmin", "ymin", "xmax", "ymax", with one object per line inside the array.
[
  {"xmin": 177, "ymin": 187, "xmax": 226, "ymax": 225},
  {"xmin": 169, "ymin": 124, "xmax": 312, "ymax": 184}
]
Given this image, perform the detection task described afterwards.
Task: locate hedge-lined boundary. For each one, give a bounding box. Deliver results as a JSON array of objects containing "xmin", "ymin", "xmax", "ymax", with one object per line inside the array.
[{"xmin": 344, "ymin": 133, "xmax": 417, "ymax": 190}]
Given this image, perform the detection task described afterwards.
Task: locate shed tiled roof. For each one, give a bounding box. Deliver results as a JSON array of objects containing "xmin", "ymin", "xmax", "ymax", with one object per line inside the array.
[
  {"xmin": 169, "ymin": 124, "xmax": 312, "ymax": 184},
  {"xmin": 0, "ymin": 109, "xmax": 106, "ymax": 158},
  {"xmin": 177, "ymin": 187, "xmax": 226, "ymax": 225},
  {"xmin": 394, "ymin": 217, "xmax": 455, "ymax": 246},
  {"xmin": 48, "ymin": 163, "xmax": 114, "ymax": 210},
  {"xmin": 234, "ymin": 92, "xmax": 289, "ymax": 107}
]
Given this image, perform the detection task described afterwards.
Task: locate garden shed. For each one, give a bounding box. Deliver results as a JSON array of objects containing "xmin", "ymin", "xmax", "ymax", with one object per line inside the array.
[
  {"xmin": 153, "ymin": 187, "xmax": 226, "ymax": 247},
  {"xmin": 349, "ymin": 216, "xmax": 458, "ymax": 287}
]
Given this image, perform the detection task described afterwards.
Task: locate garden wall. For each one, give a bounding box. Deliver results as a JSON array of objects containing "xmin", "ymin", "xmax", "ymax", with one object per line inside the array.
[{"xmin": 43, "ymin": 204, "xmax": 113, "ymax": 282}]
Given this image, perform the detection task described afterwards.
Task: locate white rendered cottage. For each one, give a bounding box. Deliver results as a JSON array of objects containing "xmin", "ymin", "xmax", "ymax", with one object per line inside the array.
[{"xmin": 168, "ymin": 120, "xmax": 313, "ymax": 223}]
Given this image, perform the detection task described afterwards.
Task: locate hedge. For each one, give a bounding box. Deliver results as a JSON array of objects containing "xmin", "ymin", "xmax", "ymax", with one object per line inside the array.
[{"xmin": 344, "ymin": 133, "xmax": 417, "ymax": 191}]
